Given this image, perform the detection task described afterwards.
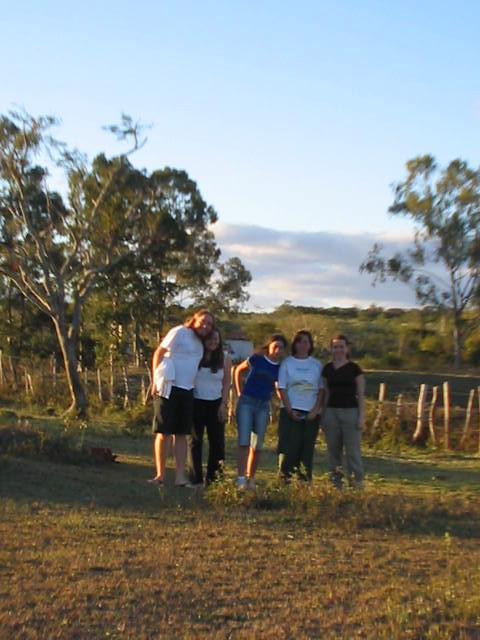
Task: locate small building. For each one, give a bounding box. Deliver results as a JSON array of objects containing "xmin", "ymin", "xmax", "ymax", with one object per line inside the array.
[{"xmin": 224, "ymin": 331, "xmax": 253, "ymax": 363}]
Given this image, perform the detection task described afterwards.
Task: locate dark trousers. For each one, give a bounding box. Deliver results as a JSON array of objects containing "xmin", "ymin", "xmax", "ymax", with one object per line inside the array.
[
  {"xmin": 277, "ymin": 407, "xmax": 320, "ymax": 480},
  {"xmin": 190, "ymin": 398, "xmax": 225, "ymax": 484}
]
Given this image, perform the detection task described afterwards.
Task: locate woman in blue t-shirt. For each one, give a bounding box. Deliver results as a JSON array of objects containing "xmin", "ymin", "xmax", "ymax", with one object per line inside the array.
[{"xmin": 234, "ymin": 333, "xmax": 287, "ymax": 491}]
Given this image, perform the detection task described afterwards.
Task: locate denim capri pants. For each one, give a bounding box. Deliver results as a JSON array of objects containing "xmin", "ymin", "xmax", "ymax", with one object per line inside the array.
[{"xmin": 236, "ymin": 395, "xmax": 270, "ymax": 450}]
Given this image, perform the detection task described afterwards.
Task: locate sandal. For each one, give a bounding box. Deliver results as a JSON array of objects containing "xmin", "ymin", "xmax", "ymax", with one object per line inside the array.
[{"xmin": 147, "ymin": 477, "xmax": 164, "ymax": 486}]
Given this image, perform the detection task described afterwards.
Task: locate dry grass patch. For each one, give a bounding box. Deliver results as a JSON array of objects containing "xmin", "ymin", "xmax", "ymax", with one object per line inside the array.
[
  {"xmin": 1, "ymin": 434, "xmax": 480, "ymax": 639},
  {"xmin": 1, "ymin": 501, "xmax": 480, "ymax": 639}
]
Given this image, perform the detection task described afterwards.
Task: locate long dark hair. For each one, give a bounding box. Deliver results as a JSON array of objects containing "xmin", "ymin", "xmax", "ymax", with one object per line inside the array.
[
  {"xmin": 199, "ymin": 329, "xmax": 224, "ymax": 373},
  {"xmin": 260, "ymin": 333, "xmax": 288, "ymax": 354}
]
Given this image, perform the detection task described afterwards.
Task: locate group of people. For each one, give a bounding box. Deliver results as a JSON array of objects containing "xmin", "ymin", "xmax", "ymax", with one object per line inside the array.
[{"xmin": 148, "ymin": 309, "xmax": 365, "ymax": 490}]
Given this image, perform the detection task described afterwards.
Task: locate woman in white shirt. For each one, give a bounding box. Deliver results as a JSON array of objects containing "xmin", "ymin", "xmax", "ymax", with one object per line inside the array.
[
  {"xmin": 150, "ymin": 309, "xmax": 214, "ymax": 487},
  {"xmin": 277, "ymin": 330, "xmax": 324, "ymax": 481},
  {"xmin": 190, "ymin": 329, "xmax": 232, "ymax": 485}
]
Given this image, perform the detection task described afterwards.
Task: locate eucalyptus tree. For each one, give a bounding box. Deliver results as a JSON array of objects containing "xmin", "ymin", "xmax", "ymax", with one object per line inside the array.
[
  {"xmin": 0, "ymin": 110, "xmax": 151, "ymax": 415},
  {"xmin": 0, "ymin": 111, "xmax": 252, "ymax": 415},
  {"xmin": 131, "ymin": 167, "xmax": 221, "ymax": 337},
  {"xmin": 361, "ymin": 155, "xmax": 480, "ymax": 367},
  {"xmin": 196, "ymin": 256, "xmax": 252, "ymax": 315},
  {"xmin": 86, "ymin": 177, "xmax": 252, "ymax": 379}
]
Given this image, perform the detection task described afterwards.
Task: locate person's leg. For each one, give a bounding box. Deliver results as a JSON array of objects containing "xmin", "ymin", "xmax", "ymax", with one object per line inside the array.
[
  {"xmin": 284, "ymin": 416, "xmax": 308, "ymax": 480},
  {"xmin": 300, "ymin": 417, "xmax": 320, "ymax": 481},
  {"xmin": 150, "ymin": 396, "xmax": 172, "ymax": 483},
  {"xmin": 246, "ymin": 400, "xmax": 269, "ymax": 481},
  {"xmin": 236, "ymin": 397, "xmax": 254, "ymax": 483},
  {"xmin": 246, "ymin": 446, "xmax": 261, "ymax": 484},
  {"xmin": 323, "ymin": 408, "xmax": 344, "ymax": 488},
  {"xmin": 151, "ymin": 433, "xmax": 170, "ymax": 482},
  {"xmin": 237, "ymin": 446, "xmax": 249, "ymax": 475},
  {"xmin": 190, "ymin": 401, "xmax": 205, "ymax": 484},
  {"xmin": 174, "ymin": 434, "xmax": 189, "ymax": 485},
  {"xmin": 172, "ymin": 388, "xmax": 194, "ymax": 486},
  {"xmin": 206, "ymin": 400, "xmax": 225, "ymax": 483},
  {"xmin": 277, "ymin": 408, "xmax": 292, "ymax": 478},
  {"xmin": 342, "ymin": 409, "xmax": 364, "ymax": 487}
]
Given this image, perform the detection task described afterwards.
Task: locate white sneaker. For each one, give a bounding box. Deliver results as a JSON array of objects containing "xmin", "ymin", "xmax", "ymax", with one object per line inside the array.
[
  {"xmin": 236, "ymin": 476, "xmax": 247, "ymax": 490},
  {"xmin": 247, "ymin": 477, "xmax": 256, "ymax": 491}
]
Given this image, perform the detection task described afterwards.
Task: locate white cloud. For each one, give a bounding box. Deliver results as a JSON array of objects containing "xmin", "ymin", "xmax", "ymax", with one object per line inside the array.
[{"xmin": 213, "ymin": 221, "xmax": 418, "ymax": 310}]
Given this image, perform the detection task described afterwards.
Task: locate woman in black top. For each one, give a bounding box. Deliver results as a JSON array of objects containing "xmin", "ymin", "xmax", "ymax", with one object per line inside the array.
[{"xmin": 322, "ymin": 334, "xmax": 365, "ymax": 488}]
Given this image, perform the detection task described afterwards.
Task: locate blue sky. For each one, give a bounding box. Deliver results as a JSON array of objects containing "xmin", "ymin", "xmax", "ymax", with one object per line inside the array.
[{"xmin": 2, "ymin": 1, "xmax": 479, "ymax": 308}]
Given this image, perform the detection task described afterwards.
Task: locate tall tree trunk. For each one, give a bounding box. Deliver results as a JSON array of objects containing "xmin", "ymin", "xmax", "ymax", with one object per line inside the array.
[
  {"xmin": 52, "ymin": 318, "xmax": 88, "ymax": 417},
  {"xmin": 452, "ymin": 316, "xmax": 462, "ymax": 369},
  {"xmin": 133, "ymin": 319, "xmax": 141, "ymax": 367}
]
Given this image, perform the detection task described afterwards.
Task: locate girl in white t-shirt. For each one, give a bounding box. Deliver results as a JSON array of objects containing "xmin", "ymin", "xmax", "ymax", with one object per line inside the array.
[
  {"xmin": 190, "ymin": 329, "xmax": 232, "ymax": 485},
  {"xmin": 277, "ymin": 330, "xmax": 324, "ymax": 481}
]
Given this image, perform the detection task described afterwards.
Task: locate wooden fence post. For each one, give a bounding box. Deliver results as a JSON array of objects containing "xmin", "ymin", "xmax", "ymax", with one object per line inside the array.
[
  {"xmin": 428, "ymin": 386, "xmax": 438, "ymax": 447},
  {"xmin": 145, "ymin": 359, "xmax": 152, "ymax": 385},
  {"xmin": 443, "ymin": 381, "xmax": 451, "ymax": 450},
  {"xmin": 460, "ymin": 389, "xmax": 475, "ymax": 449},
  {"xmin": 109, "ymin": 352, "xmax": 114, "ymax": 401},
  {"xmin": 96, "ymin": 368, "xmax": 103, "ymax": 402},
  {"xmin": 144, "ymin": 363, "xmax": 152, "ymax": 404},
  {"xmin": 373, "ymin": 383, "xmax": 386, "ymax": 430},
  {"xmin": 51, "ymin": 355, "xmax": 57, "ymax": 389},
  {"xmin": 122, "ymin": 365, "xmax": 130, "ymax": 409},
  {"xmin": 9, "ymin": 354, "xmax": 18, "ymax": 390},
  {"xmin": 24, "ymin": 368, "xmax": 34, "ymax": 396},
  {"xmin": 27, "ymin": 373, "xmax": 34, "ymax": 395},
  {"xmin": 395, "ymin": 393, "xmax": 404, "ymax": 430},
  {"xmin": 477, "ymin": 387, "xmax": 480, "ymax": 456},
  {"xmin": 413, "ymin": 384, "xmax": 428, "ymax": 444}
]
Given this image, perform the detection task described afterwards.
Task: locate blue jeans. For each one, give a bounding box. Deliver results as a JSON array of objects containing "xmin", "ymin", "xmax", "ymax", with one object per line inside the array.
[{"xmin": 236, "ymin": 395, "xmax": 270, "ymax": 450}]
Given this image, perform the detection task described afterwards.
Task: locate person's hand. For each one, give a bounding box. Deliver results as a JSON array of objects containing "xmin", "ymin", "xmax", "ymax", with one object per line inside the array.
[
  {"xmin": 290, "ymin": 409, "xmax": 303, "ymax": 421},
  {"xmin": 306, "ymin": 409, "xmax": 319, "ymax": 422}
]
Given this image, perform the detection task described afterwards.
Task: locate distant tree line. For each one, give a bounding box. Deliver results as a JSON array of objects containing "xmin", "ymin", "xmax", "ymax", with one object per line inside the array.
[{"xmin": 239, "ymin": 304, "xmax": 480, "ymax": 371}]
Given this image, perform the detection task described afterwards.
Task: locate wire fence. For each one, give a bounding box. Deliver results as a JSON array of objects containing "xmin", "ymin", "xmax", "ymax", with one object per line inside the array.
[{"xmin": 1, "ymin": 350, "xmax": 479, "ymax": 453}]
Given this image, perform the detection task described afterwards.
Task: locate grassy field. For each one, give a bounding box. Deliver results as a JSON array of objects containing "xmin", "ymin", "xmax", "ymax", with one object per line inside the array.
[{"xmin": 1, "ymin": 417, "xmax": 480, "ymax": 639}]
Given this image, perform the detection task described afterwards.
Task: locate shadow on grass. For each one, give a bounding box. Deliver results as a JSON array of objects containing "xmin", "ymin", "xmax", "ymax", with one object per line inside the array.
[
  {"xmin": 0, "ymin": 453, "xmax": 206, "ymax": 514},
  {"xmin": 363, "ymin": 452, "xmax": 480, "ymax": 490},
  {"xmin": 2, "ymin": 431, "xmax": 480, "ymax": 539},
  {"xmin": 3, "ymin": 460, "xmax": 480, "ymax": 542},
  {"xmin": 260, "ymin": 439, "xmax": 480, "ymax": 491}
]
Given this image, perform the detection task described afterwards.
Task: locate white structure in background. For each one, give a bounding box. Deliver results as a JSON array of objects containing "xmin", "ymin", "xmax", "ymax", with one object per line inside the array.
[{"xmin": 224, "ymin": 332, "xmax": 253, "ymax": 363}]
